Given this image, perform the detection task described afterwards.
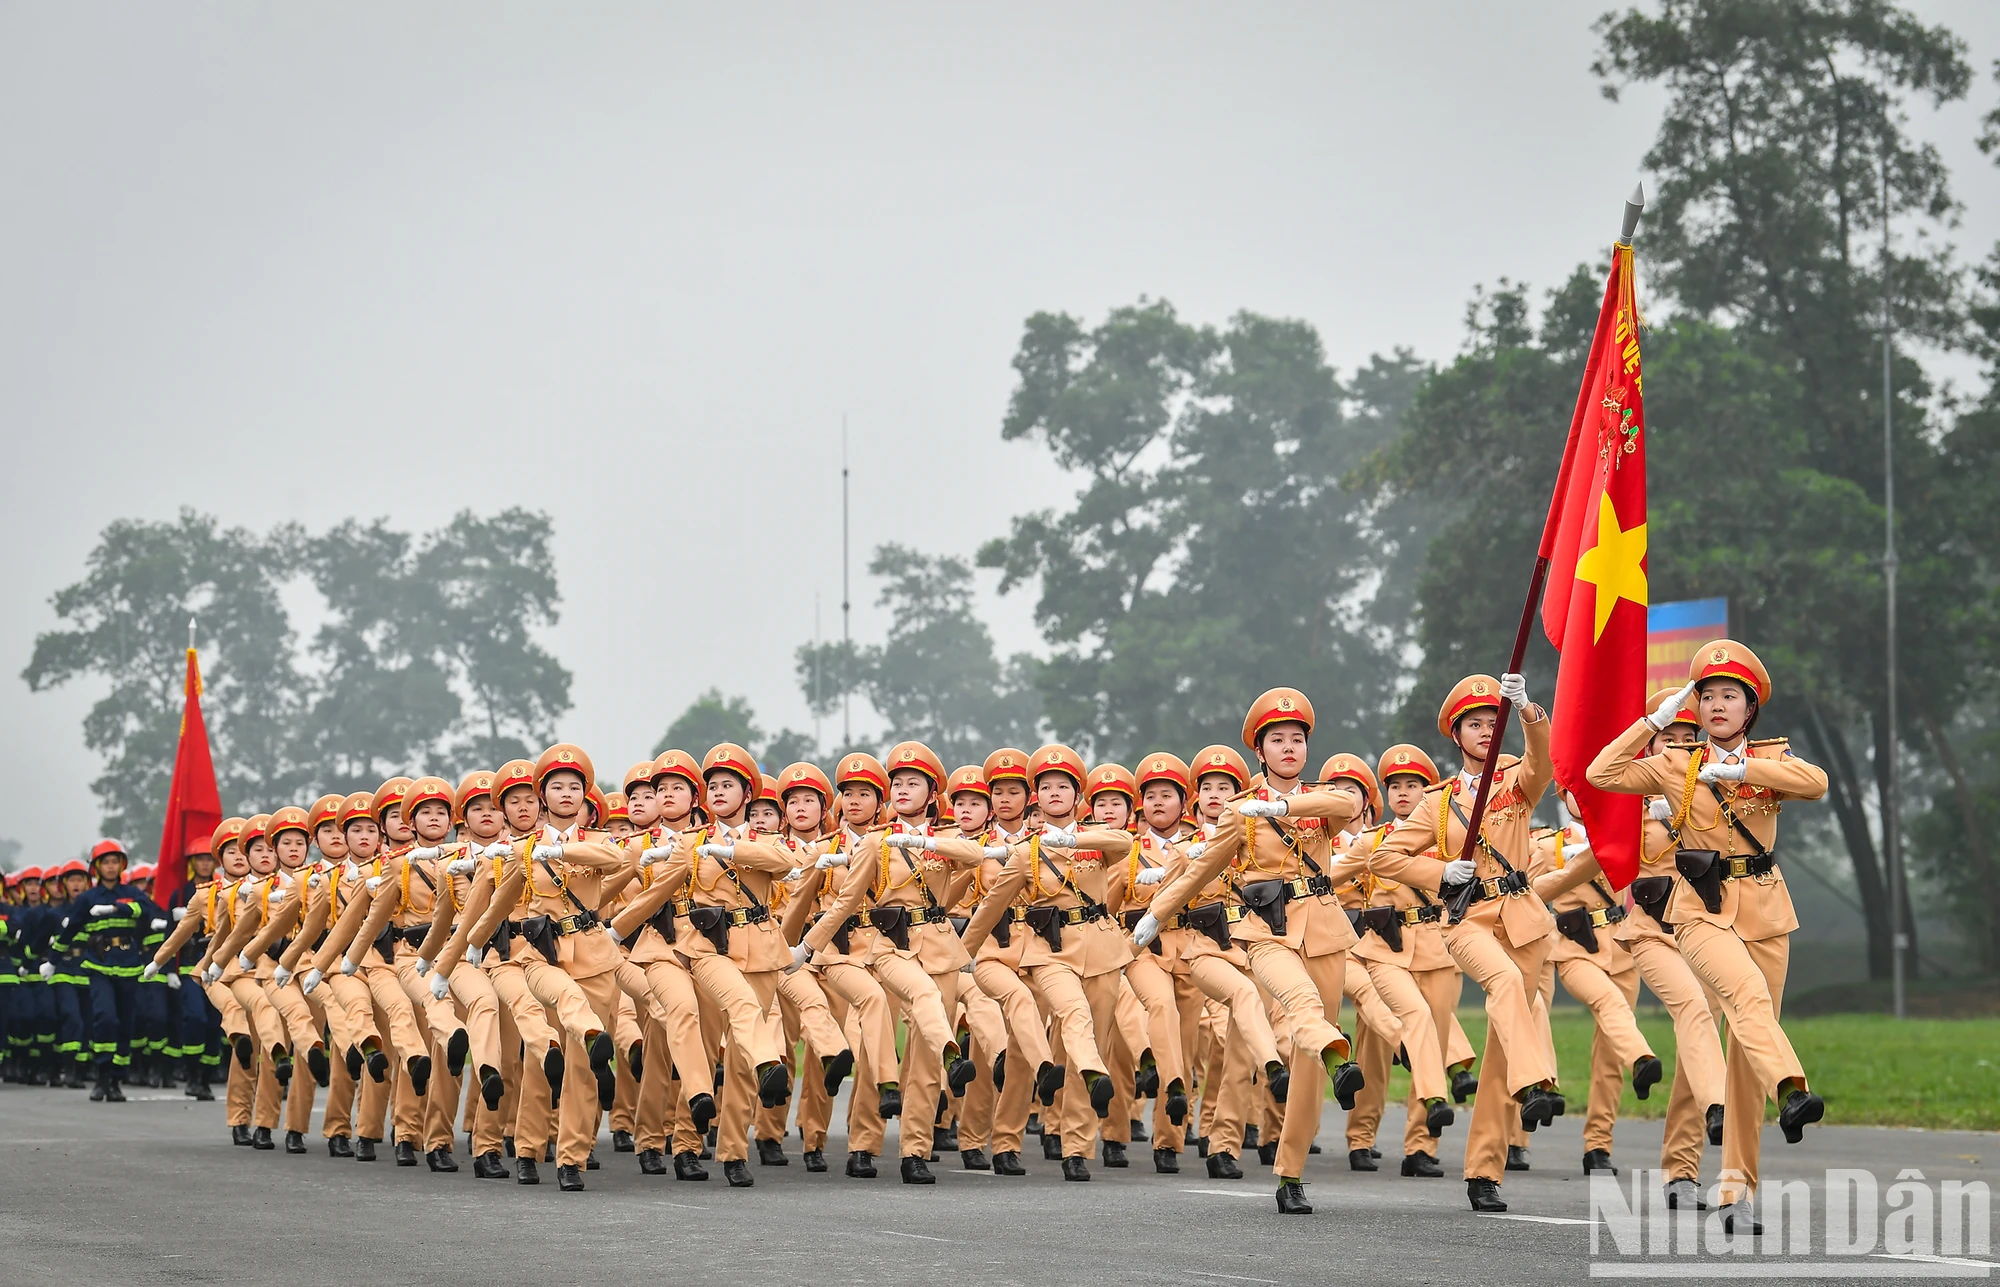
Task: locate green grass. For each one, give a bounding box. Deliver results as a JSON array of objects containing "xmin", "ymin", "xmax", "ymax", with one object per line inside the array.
[{"xmin": 1359, "ymin": 1009, "xmax": 1999, "ymax": 1132}]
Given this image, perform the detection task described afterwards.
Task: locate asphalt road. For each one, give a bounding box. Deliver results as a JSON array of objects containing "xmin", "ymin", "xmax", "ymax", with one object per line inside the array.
[{"xmin": 0, "ymin": 1081, "xmax": 1992, "ymax": 1286}]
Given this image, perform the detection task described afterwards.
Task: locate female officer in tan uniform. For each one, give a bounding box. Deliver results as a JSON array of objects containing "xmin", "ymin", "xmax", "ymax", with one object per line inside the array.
[{"xmin": 1588, "ymin": 640, "xmax": 1828, "ymax": 1234}]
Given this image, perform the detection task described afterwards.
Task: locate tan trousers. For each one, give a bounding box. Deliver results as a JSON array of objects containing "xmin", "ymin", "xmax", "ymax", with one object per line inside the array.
[
  {"xmin": 1675, "ymin": 921, "xmax": 1802, "ymax": 1204},
  {"xmin": 636, "ymin": 956, "xmax": 715, "ymax": 1133},
  {"xmin": 1187, "ymin": 956, "xmax": 1277, "ymax": 1157},
  {"xmin": 1125, "ymin": 951, "xmax": 1188, "ymax": 1145},
  {"xmin": 1243, "ymin": 941, "xmax": 1352, "ymax": 1179},
  {"xmin": 609, "ymin": 991, "xmax": 641, "ymax": 1137},
  {"xmin": 689, "ymin": 954, "xmax": 782, "ymax": 1164},
  {"xmin": 955, "ymin": 981, "xmax": 1008, "ymax": 1152},
  {"xmin": 1448, "ymin": 923, "xmax": 1554, "ymax": 1183},
  {"xmin": 971, "ymin": 960, "xmax": 1049, "ymax": 1157},
  {"xmin": 324, "ymin": 1025, "xmax": 358, "ymax": 1140},
  {"xmin": 1557, "ymin": 953, "xmax": 1653, "ymax": 1152},
  {"xmin": 840, "ymin": 995, "xmax": 887, "ymax": 1155},
  {"xmin": 869, "ymin": 953, "xmax": 955, "ymax": 1159},
  {"xmin": 321, "ymin": 973, "xmax": 382, "ymax": 1056},
  {"xmin": 360, "ymin": 962, "xmax": 427, "ymax": 1064},
  {"xmin": 754, "ymin": 995, "xmax": 799, "ymax": 1145},
  {"xmin": 1037, "ymin": 966, "xmax": 1120, "ymax": 1160},
  {"xmin": 551, "ymin": 967, "xmax": 620, "ymax": 1168},
  {"xmin": 1629, "ymin": 936, "xmax": 1726, "ymax": 1181},
  {"xmin": 488, "ymin": 963, "xmax": 558, "ymax": 1154},
  {"xmin": 204, "ymin": 980, "xmax": 250, "ymax": 1042}
]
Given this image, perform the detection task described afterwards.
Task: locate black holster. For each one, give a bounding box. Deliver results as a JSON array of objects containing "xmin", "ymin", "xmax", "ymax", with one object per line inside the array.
[
  {"xmin": 991, "ymin": 914, "xmax": 1011, "ymax": 950},
  {"xmin": 949, "ymin": 916, "xmax": 969, "ymax": 937},
  {"xmin": 1360, "ymin": 907, "xmax": 1404, "ymax": 954},
  {"xmin": 1180, "ymin": 903, "xmax": 1233, "ymax": 951},
  {"xmin": 1554, "ymin": 908, "xmax": 1600, "ymax": 955},
  {"xmin": 686, "ymin": 906, "xmax": 732, "ymax": 956},
  {"xmin": 518, "ymin": 916, "xmax": 559, "ymax": 966},
  {"xmin": 1238, "ymin": 879, "xmax": 1289, "ymax": 936},
  {"xmin": 1675, "ymin": 850, "xmax": 1723, "ymax": 915},
  {"xmin": 372, "ymin": 925, "xmax": 399, "ymax": 965},
  {"xmin": 489, "ymin": 919, "xmax": 516, "ymax": 962},
  {"xmin": 647, "ymin": 903, "xmax": 678, "ymax": 945},
  {"xmin": 1629, "ymin": 876, "xmax": 1674, "ymax": 928},
  {"xmin": 1122, "ymin": 908, "xmax": 1162, "ymax": 956},
  {"xmin": 1023, "ymin": 907, "xmax": 1064, "ymax": 953},
  {"xmin": 867, "ymin": 907, "xmax": 911, "ymax": 952},
  {"xmin": 831, "ymin": 915, "xmax": 860, "ymax": 955},
  {"xmin": 1345, "ymin": 907, "xmax": 1364, "ymax": 935},
  {"xmin": 1441, "ymin": 878, "xmax": 1482, "ymax": 924}
]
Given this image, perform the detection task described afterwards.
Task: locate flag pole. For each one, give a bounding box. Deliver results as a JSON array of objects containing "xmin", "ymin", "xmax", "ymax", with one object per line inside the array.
[{"xmin": 1450, "ymin": 186, "xmax": 1646, "ymax": 868}]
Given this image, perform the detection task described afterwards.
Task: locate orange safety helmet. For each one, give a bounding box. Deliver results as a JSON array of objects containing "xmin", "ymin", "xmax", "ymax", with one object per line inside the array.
[
  {"xmin": 401, "ymin": 776, "xmax": 455, "ymax": 824},
  {"xmin": 1689, "ymin": 639, "xmax": 1771, "ymax": 705},
  {"xmin": 1191, "ymin": 745, "xmax": 1250, "ymax": 790},
  {"xmin": 833, "ymin": 751, "xmax": 888, "ymax": 794},
  {"xmin": 492, "ymin": 759, "xmax": 537, "ymax": 807},
  {"xmin": 778, "ymin": 762, "xmax": 833, "ymax": 803},
  {"xmin": 982, "ymin": 748, "xmax": 1030, "ymax": 787},
  {"xmin": 57, "ymin": 859, "xmax": 88, "ymax": 879},
  {"xmin": 701, "ymin": 743, "xmax": 759, "ymax": 789},
  {"xmin": 885, "ymin": 741, "xmax": 946, "ymax": 792},
  {"xmin": 453, "ymin": 770, "xmax": 496, "ymax": 822},
  {"xmin": 183, "ymin": 834, "xmax": 214, "ymax": 858},
  {"xmin": 1243, "ymin": 687, "xmax": 1315, "ymax": 748},
  {"xmin": 651, "ymin": 749, "xmax": 702, "ymax": 792},
  {"xmin": 337, "ymin": 791, "xmax": 378, "ymax": 827},
  {"xmin": 211, "ymin": 817, "xmax": 248, "ymax": 855},
  {"xmin": 307, "ymin": 794, "xmax": 345, "ymax": 833},
  {"xmin": 944, "ymin": 765, "xmax": 990, "ymax": 800},
  {"xmin": 1085, "ymin": 762, "xmax": 1137, "ymax": 803},
  {"xmin": 1316, "ymin": 753, "xmax": 1381, "ymax": 815},
  {"xmin": 371, "ymin": 777, "xmax": 413, "ymax": 823},
  {"xmin": 1645, "ymin": 686, "xmax": 1700, "ymax": 732},
  {"xmin": 90, "ymin": 838, "xmax": 128, "ymax": 863},
  {"xmin": 534, "ymin": 744, "xmax": 594, "ymax": 792},
  {"xmin": 1376, "ymin": 744, "xmax": 1440, "ymax": 788},
  {"xmin": 1028, "ymin": 744, "xmax": 1086, "ymax": 789},
  {"xmin": 268, "ymin": 805, "xmax": 312, "ymax": 842},
  {"xmin": 127, "ymin": 862, "xmax": 155, "ymax": 881},
  {"xmin": 1437, "ymin": 675, "xmax": 1502, "ymax": 738},
  {"xmin": 8, "ymin": 866, "xmax": 38, "ymax": 886}
]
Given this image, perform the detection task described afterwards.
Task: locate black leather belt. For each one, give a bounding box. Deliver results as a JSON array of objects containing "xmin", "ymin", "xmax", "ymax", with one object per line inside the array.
[
  {"xmin": 1401, "ymin": 905, "xmax": 1443, "ymax": 925},
  {"xmin": 1720, "ymin": 855, "xmax": 1776, "ymax": 880}
]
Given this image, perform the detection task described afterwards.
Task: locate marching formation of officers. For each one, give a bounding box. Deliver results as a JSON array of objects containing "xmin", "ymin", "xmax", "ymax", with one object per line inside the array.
[{"xmin": 0, "ymin": 639, "xmax": 1828, "ymax": 1225}]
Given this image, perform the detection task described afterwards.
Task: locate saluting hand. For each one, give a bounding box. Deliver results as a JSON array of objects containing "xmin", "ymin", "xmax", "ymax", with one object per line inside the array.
[
  {"xmin": 815, "ymin": 852, "xmax": 848, "ymax": 870},
  {"xmin": 1040, "ymin": 827, "xmax": 1077, "ymax": 847},
  {"xmin": 1647, "ymin": 680, "xmax": 1700, "ymax": 731},
  {"xmin": 698, "ymin": 843, "xmax": 735, "ymax": 861},
  {"xmin": 1697, "ymin": 761, "xmax": 1746, "ymax": 784}
]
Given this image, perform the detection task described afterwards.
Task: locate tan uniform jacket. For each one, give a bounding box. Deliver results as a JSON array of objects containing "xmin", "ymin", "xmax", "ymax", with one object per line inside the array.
[
  {"xmin": 1528, "ymin": 827, "xmax": 1627, "ymax": 970},
  {"xmin": 614, "ymin": 824, "xmax": 789, "ymax": 973},
  {"xmin": 961, "ymin": 825, "xmax": 1135, "ymax": 977},
  {"xmin": 802, "ymin": 822, "xmax": 982, "ymax": 972},
  {"xmin": 1586, "ymin": 719, "xmax": 1827, "ymax": 940},
  {"xmin": 462, "ymin": 829, "xmax": 630, "ymax": 977},
  {"xmin": 1344, "ymin": 823, "xmax": 1454, "ymax": 971}
]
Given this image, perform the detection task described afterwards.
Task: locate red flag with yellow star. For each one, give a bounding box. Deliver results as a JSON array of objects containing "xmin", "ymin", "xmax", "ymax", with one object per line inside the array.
[
  {"xmin": 153, "ymin": 645, "xmax": 222, "ymax": 906},
  {"xmin": 1539, "ymin": 242, "xmax": 1648, "ymax": 887}
]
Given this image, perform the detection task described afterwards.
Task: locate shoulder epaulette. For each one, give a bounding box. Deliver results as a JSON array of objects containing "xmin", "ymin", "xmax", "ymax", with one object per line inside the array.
[
  {"xmin": 1422, "ymin": 780, "xmax": 1451, "ymax": 795},
  {"xmin": 1749, "ymin": 736, "xmax": 1789, "ymax": 747}
]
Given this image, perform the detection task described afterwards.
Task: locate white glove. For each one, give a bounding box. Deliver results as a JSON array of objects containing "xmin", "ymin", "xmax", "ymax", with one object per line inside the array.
[
  {"xmin": 150, "ymin": 917, "xmax": 168, "ymax": 930},
  {"xmin": 307, "ymin": 873, "xmax": 322, "ymax": 888},
  {"xmin": 1131, "ymin": 913, "xmax": 1161, "ymax": 949},
  {"xmin": 38, "ymin": 961, "xmax": 54, "ymax": 979},
  {"xmin": 171, "ymin": 906, "xmax": 188, "ymax": 921},
  {"xmin": 1186, "ymin": 842, "xmax": 1206, "ymax": 862},
  {"xmin": 1040, "ymin": 827, "xmax": 1077, "ymax": 848},
  {"xmin": 141, "ymin": 961, "xmax": 159, "ymax": 980},
  {"xmin": 272, "ymin": 965, "xmax": 292, "ymax": 987},
  {"xmin": 446, "ymin": 859, "xmax": 475, "ymax": 877},
  {"xmin": 784, "ymin": 942, "xmax": 811, "ymax": 974},
  {"xmin": 1499, "ymin": 672, "xmax": 1529, "ymax": 706},
  {"xmin": 338, "ymin": 956, "xmax": 358, "ymax": 976},
  {"xmin": 639, "ymin": 844, "xmax": 675, "ymax": 866},
  {"xmin": 430, "ymin": 973, "xmax": 451, "ymax": 1001},
  {"xmin": 982, "ymin": 845, "xmax": 1009, "ymax": 859},
  {"xmin": 408, "ymin": 846, "xmax": 441, "ymax": 861},
  {"xmin": 1649, "ymin": 797, "xmax": 1674, "ymax": 822},
  {"xmin": 886, "ymin": 834, "xmax": 937, "ymax": 852},
  {"xmin": 91, "ymin": 903, "xmax": 116, "ymax": 915},
  {"xmin": 203, "ymin": 962, "xmax": 221, "ymax": 984},
  {"xmin": 236, "ymin": 952, "xmax": 253, "ymax": 972},
  {"xmin": 1136, "ymin": 866, "xmax": 1168, "ymax": 887},
  {"xmin": 1562, "ymin": 842, "xmax": 1590, "ymax": 862},
  {"xmin": 698, "ymin": 843, "xmax": 735, "ymax": 861},
  {"xmin": 481, "ymin": 842, "xmax": 514, "ymax": 858},
  {"xmin": 815, "ymin": 852, "xmax": 848, "ymax": 870},
  {"xmin": 1648, "ymin": 680, "xmax": 1700, "ymax": 731},
  {"xmin": 465, "ymin": 945, "xmax": 483, "ymax": 967},
  {"xmin": 365, "ymin": 876, "xmax": 384, "ymax": 893},
  {"xmin": 604, "ymin": 926, "xmax": 622, "ymax": 945},
  {"xmin": 413, "ymin": 958, "xmax": 431, "ymax": 977},
  {"xmin": 165, "ymin": 972, "xmax": 181, "ymax": 990},
  {"xmin": 783, "ymin": 868, "xmax": 803, "ymax": 882},
  {"xmin": 1698, "ymin": 761, "xmax": 1747, "ymax": 784},
  {"xmin": 532, "ymin": 843, "xmax": 564, "ymax": 861},
  {"xmin": 1237, "ymin": 799, "xmax": 1287, "ymax": 818},
  {"xmin": 300, "ymin": 968, "xmax": 322, "ymax": 996},
  {"xmin": 1443, "ymin": 858, "xmax": 1478, "ymax": 885}
]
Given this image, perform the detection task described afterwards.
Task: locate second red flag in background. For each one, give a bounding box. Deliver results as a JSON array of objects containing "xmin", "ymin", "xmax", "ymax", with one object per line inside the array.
[{"xmin": 1539, "ymin": 239, "xmax": 1649, "ymax": 888}]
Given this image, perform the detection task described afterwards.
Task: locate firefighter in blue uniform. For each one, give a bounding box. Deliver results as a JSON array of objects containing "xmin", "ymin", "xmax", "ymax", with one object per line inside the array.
[
  {"xmin": 59, "ymin": 840, "xmax": 165, "ymax": 1101},
  {"xmin": 9, "ymin": 869, "xmax": 58, "ymax": 1083},
  {"xmin": 165, "ymin": 840, "xmax": 222, "ymax": 1099},
  {"xmin": 36, "ymin": 864, "xmax": 92, "ymax": 1088}
]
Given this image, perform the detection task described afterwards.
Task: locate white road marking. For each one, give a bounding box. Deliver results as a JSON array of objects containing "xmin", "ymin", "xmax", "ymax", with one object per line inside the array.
[
  {"xmin": 1187, "ymin": 1272, "xmax": 1280, "ymax": 1285},
  {"xmin": 1180, "ymin": 1187, "xmax": 1267, "ymax": 1198},
  {"xmin": 1477, "ymin": 1213, "xmax": 1600, "ymax": 1226},
  {"xmin": 878, "ymin": 1230, "xmax": 951, "ymax": 1242}
]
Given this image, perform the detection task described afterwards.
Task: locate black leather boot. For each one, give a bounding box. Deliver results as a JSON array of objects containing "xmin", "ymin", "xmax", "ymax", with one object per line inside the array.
[
  {"xmin": 406, "ymin": 1055, "xmax": 435, "ymax": 1100},
  {"xmin": 1349, "ymin": 1148, "xmax": 1378, "ymax": 1172},
  {"xmin": 1427, "ymin": 1099, "xmax": 1456, "ymax": 1138},
  {"xmin": 1518, "ymin": 1086, "xmax": 1561, "ymax": 1132},
  {"xmin": 1632, "ymin": 1054, "xmax": 1663, "ymax": 1100},
  {"xmin": 1331, "ymin": 1059, "xmax": 1365, "ymax": 1111},
  {"xmin": 481, "ymin": 1068, "xmax": 505, "ymax": 1111},
  {"xmin": 638, "ymin": 1148, "xmax": 667, "ymax": 1175},
  {"xmin": 1452, "ymin": 1067, "xmax": 1479, "ymax": 1102},
  {"xmin": 900, "ymin": 1155, "xmax": 935, "ymax": 1184},
  {"xmin": 1583, "ymin": 1149, "xmax": 1617, "ymax": 1175},
  {"xmin": 1061, "ymin": 1155, "xmax": 1090, "ymax": 1182},
  {"xmin": 757, "ymin": 1136, "xmax": 790, "ymax": 1166},
  {"xmin": 558, "ymin": 1163, "xmax": 584, "ymax": 1191},
  {"xmin": 306, "ymin": 1046, "xmax": 330, "ymax": 1088},
  {"xmin": 1034, "ymin": 1062, "xmax": 1064, "ymax": 1106},
  {"xmin": 1165, "ymin": 1085, "xmax": 1188, "ymax": 1125},
  {"xmin": 1266, "ymin": 1061, "xmax": 1291, "ymax": 1104},
  {"xmin": 251, "ymin": 1126, "xmax": 275, "ymax": 1150},
  {"xmin": 1275, "ymin": 1180, "xmax": 1312, "ymax": 1214},
  {"xmin": 1153, "ymin": 1148, "xmax": 1179, "ymax": 1174},
  {"xmin": 821, "ymin": 1047, "xmax": 854, "ymax": 1096},
  {"xmin": 1467, "ymin": 1178, "xmax": 1507, "ymax": 1212},
  {"xmin": 1400, "ymin": 1152, "xmax": 1443, "ymax": 1178},
  {"xmin": 516, "ymin": 1157, "xmax": 540, "ymax": 1185},
  {"xmin": 674, "ymin": 1150, "xmax": 709, "ymax": 1181},
  {"xmin": 427, "ymin": 1147, "xmax": 459, "ymax": 1172},
  {"xmin": 936, "ymin": 1123, "xmax": 960, "ymax": 1152},
  {"xmin": 756, "ymin": 1060, "xmax": 790, "ymax": 1109},
  {"xmin": 394, "ymin": 1140, "xmax": 418, "ymax": 1166},
  {"xmin": 1505, "ymin": 1145, "xmax": 1530, "ymax": 1172},
  {"xmin": 1778, "ymin": 1089, "xmax": 1824, "ymax": 1143},
  {"xmin": 327, "ymin": 1134, "xmax": 353, "ymax": 1158},
  {"xmin": 803, "ymin": 1149, "xmax": 828, "ymax": 1173},
  {"xmin": 231, "ymin": 1124, "xmax": 253, "ymax": 1146},
  {"xmin": 877, "ymin": 1085, "xmax": 902, "ymax": 1119},
  {"xmin": 475, "ymin": 1151, "xmax": 506, "ymax": 1178},
  {"xmin": 612, "ymin": 1129, "xmax": 635, "ymax": 1153},
  {"xmin": 1706, "ymin": 1103, "xmax": 1725, "ymax": 1145},
  {"xmin": 355, "ymin": 1136, "xmax": 379, "ymax": 1162},
  {"xmin": 1101, "ymin": 1140, "xmax": 1128, "ymax": 1168},
  {"xmin": 1207, "ymin": 1151, "xmax": 1243, "ymax": 1180},
  {"xmin": 991, "ymin": 1150, "xmax": 1025, "ymax": 1176},
  {"xmin": 1257, "ymin": 1141, "xmax": 1278, "ymax": 1167},
  {"xmin": 723, "ymin": 1159, "xmax": 753, "ymax": 1187},
  {"xmin": 1721, "ymin": 1204, "xmax": 1763, "ymax": 1235},
  {"xmin": 689, "ymin": 1091, "xmax": 717, "ymax": 1137},
  {"xmin": 366, "ymin": 1048, "xmax": 390, "ymax": 1083},
  {"xmin": 283, "ymin": 1130, "xmax": 307, "ymax": 1154},
  {"xmin": 844, "ymin": 1150, "xmax": 876, "ymax": 1178},
  {"xmin": 446, "ymin": 1028, "xmax": 469, "ymax": 1078},
  {"xmin": 960, "ymin": 1147, "xmax": 989, "ymax": 1171},
  {"xmin": 1041, "ymin": 1131, "xmax": 1062, "ymax": 1160}
]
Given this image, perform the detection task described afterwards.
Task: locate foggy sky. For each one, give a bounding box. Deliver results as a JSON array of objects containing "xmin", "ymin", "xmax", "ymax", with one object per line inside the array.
[{"xmin": 5, "ymin": 2, "xmax": 1998, "ymax": 861}]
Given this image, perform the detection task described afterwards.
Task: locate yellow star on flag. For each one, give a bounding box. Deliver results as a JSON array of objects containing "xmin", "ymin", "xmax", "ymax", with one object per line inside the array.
[{"xmin": 1573, "ymin": 492, "xmax": 1647, "ymax": 642}]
